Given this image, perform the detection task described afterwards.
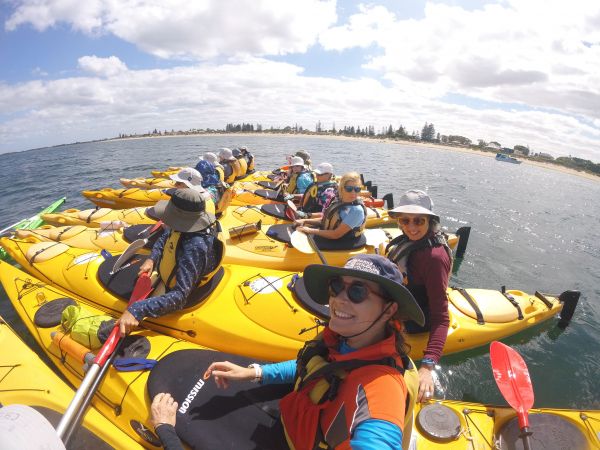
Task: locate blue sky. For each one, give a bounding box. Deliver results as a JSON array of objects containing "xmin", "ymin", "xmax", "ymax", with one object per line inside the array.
[{"xmin": 1, "ymin": 0, "xmax": 599, "ymax": 162}]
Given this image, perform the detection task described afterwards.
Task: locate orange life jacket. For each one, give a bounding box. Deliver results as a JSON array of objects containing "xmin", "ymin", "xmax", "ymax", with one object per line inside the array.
[{"xmin": 279, "ymin": 328, "xmax": 415, "ymax": 450}]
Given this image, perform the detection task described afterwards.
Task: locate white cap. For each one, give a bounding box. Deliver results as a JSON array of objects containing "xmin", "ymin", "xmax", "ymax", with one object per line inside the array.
[
  {"xmin": 289, "ymin": 156, "xmax": 306, "ymax": 167},
  {"xmin": 170, "ymin": 167, "xmax": 205, "ymax": 191},
  {"xmin": 201, "ymin": 152, "xmax": 219, "ymax": 165},
  {"xmin": 218, "ymin": 147, "xmax": 235, "ymax": 161},
  {"xmin": 314, "ymin": 162, "xmax": 333, "ymax": 175}
]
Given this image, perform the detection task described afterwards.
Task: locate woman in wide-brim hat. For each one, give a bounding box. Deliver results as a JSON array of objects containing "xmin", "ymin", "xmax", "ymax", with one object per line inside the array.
[
  {"xmin": 386, "ymin": 189, "xmax": 453, "ymax": 403},
  {"xmin": 116, "ymin": 188, "xmax": 219, "ymax": 337},
  {"xmin": 198, "ymin": 254, "xmax": 423, "ymax": 450}
]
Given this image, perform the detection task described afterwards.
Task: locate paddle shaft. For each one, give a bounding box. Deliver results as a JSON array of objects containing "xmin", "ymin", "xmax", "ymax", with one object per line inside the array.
[
  {"xmin": 61, "ymin": 339, "xmax": 125, "ymax": 446},
  {"xmin": 56, "ymin": 274, "xmax": 152, "ymax": 442},
  {"xmin": 306, "ymin": 233, "xmax": 328, "ymax": 265}
]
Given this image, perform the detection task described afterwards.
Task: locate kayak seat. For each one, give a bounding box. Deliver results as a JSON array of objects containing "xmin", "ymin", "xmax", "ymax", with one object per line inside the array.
[
  {"xmin": 266, "ymin": 224, "xmax": 367, "ymax": 250},
  {"xmin": 123, "ymin": 224, "xmax": 162, "ymax": 249},
  {"xmin": 498, "ymin": 413, "xmax": 587, "ymax": 449},
  {"xmin": 289, "ymin": 276, "xmax": 329, "ymax": 319},
  {"xmin": 448, "ymin": 288, "xmax": 520, "ymax": 323},
  {"xmin": 184, "ymin": 267, "xmax": 226, "ymax": 309},
  {"xmin": 254, "ymin": 189, "xmax": 283, "ymax": 201},
  {"xmin": 98, "ymin": 254, "xmax": 146, "ymax": 300},
  {"xmin": 147, "ymin": 349, "xmax": 290, "ymax": 450},
  {"xmin": 77, "ymin": 208, "xmax": 113, "ymax": 222},
  {"xmin": 260, "ymin": 204, "xmax": 288, "ymax": 220},
  {"xmin": 25, "ymin": 242, "xmax": 70, "ymax": 263},
  {"xmin": 257, "ymin": 181, "xmax": 280, "ymax": 190}
]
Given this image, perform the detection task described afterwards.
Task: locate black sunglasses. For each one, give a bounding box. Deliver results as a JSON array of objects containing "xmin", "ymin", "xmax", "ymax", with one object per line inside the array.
[
  {"xmin": 343, "ymin": 185, "xmax": 361, "ymax": 193},
  {"xmin": 328, "ymin": 276, "xmax": 389, "ymax": 304}
]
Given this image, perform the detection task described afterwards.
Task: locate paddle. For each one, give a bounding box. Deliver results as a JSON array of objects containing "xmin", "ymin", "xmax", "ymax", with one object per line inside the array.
[
  {"xmin": 285, "ymin": 200, "xmax": 299, "ymax": 221},
  {"xmin": 56, "ymin": 273, "xmax": 153, "ymax": 444},
  {"xmin": 490, "ymin": 341, "xmax": 535, "ymax": 450},
  {"xmin": 111, "ymin": 221, "xmax": 163, "ymax": 274},
  {"xmin": 363, "ymin": 229, "xmax": 390, "ymax": 252}
]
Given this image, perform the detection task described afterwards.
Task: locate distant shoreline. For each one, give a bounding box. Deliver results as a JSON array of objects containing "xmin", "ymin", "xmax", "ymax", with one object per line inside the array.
[{"xmin": 105, "ymin": 132, "xmax": 600, "ymax": 182}]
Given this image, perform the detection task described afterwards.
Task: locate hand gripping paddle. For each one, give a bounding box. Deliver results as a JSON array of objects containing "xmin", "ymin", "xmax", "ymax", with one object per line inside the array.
[
  {"xmin": 111, "ymin": 221, "xmax": 163, "ymax": 274},
  {"xmin": 490, "ymin": 341, "xmax": 535, "ymax": 450},
  {"xmin": 56, "ymin": 274, "xmax": 154, "ymax": 445}
]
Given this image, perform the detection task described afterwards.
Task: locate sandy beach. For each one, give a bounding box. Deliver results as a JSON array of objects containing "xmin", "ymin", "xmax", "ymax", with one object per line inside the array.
[{"xmin": 110, "ymin": 132, "xmax": 599, "ymax": 182}]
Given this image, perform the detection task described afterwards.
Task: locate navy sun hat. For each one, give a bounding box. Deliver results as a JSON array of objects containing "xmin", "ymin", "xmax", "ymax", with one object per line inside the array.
[{"xmin": 303, "ymin": 254, "xmax": 425, "ymax": 326}]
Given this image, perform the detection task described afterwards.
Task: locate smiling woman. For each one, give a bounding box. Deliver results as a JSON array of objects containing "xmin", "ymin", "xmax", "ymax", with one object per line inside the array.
[{"xmin": 386, "ymin": 190, "xmax": 453, "ymax": 403}]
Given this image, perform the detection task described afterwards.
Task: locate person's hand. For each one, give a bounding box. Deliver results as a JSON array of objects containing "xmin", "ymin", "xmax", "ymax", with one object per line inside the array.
[
  {"xmin": 297, "ymin": 226, "xmax": 316, "ymax": 235},
  {"xmin": 293, "ymin": 219, "xmax": 306, "ymax": 226},
  {"xmin": 151, "ymin": 393, "xmax": 178, "ymax": 429},
  {"xmin": 117, "ymin": 310, "xmax": 139, "ymax": 337},
  {"xmin": 417, "ymin": 366, "xmax": 435, "ymax": 402},
  {"xmin": 203, "ymin": 361, "xmax": 256, "ymax": 389},
  {"xmin": 138, "ymin": 258, "xmax": 154, "ymax": 276}
]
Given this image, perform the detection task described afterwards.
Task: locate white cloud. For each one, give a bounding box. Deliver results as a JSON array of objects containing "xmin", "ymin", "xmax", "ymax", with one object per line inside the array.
[
  {"xmin": 5, "ymin": 0, "xmax": 338, "ymax": 58},
  {"xmin": 0, "ymin": 59, "xmax": 598, "ymax": 160},
  {"xmin": 78, "ymin": 55, "xmax": 128, "ymax": 77}
]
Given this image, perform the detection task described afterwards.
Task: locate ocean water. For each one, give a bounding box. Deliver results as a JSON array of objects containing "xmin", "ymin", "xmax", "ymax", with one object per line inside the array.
[{"xmin": 0, "ymin": 134, "xmax": 598, "ymax": 409}]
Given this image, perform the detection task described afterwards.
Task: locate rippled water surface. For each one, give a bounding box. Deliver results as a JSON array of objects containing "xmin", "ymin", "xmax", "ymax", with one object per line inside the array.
[{"xmin": 1, "ymin": 135, "xmax": 598, "ymax": 409}]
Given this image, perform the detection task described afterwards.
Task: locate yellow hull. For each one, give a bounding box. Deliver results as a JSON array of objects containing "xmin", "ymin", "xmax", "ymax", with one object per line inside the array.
[
  {"xmin": 1, "ymin": 236, "xmax": 567, "ymax": 363},
  {"xmin": 42, "ymin": 207, "xmax": 155, "ymax": 227},
  {"xmin": 82, "ymin": 187, "xmax": 169, "ymax": 209},
  {"xmin": 413, "ymin": 399, "xmax": 599, "ymax": 449},
  {"xmin": 0, "ymin": 306, "xmax": 143, "ymax": 449},
  {"xmin": 120, "ymin": 177, "xmax": 177, "ymax": 189}
]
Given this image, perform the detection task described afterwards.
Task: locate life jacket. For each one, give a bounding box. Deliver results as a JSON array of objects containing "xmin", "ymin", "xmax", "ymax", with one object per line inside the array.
[
  {"xmin": 221, "ymin": 160, "xmax": 237, "ymax": 184},
  {"xmin": 385, "ymin": 231, "xmax": 453, "ymax": 283},
  {"xmin": 279, "ymin": 328, "xmax": 418, "ymax": 450},
  {"xmin": 320, "ymin": 200, "xmax": 367, "ymax": 238},
  {"xmin": 215, "ymin": 165, "xmax": 226, "ymax": 184},
  {"xmin": 200, "ymin": 191, "xmax": 217, "ymax": 216},
  {"xmin": 287, "ymin": 170, "xmax": 316, "ymax": 195},
  {"xmin": 301, "ymin": 181, "xmax": 338, "ymax": 213},
  {"xmin": 235, "ymin": 155, "xmax": 248, "ymax": 179},
  {"xmin": 154, "ymin": 224, "xmax": 224, "ymax": 298},
  {"xmin": 214, "ymin": 185, "xmax": 233, "ymax": 215}
]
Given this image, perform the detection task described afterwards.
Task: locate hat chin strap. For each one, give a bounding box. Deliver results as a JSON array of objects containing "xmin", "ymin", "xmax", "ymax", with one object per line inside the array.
[{"xmin": 339, "ymin": 302, "xmax": 393, "ymax": 340}]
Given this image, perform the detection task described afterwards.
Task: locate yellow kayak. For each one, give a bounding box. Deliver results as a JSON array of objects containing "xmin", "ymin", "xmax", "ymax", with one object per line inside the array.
[
  {"xmin": 120, "ymin": 177, "xmax": 176, "ymax": 189},
  {"xmin": 413, "ymin": 399, "xmax": 599, "ymax": 449},
  {"xmin": 150, "ymin": 166, "xmax": 181, "ymax": 178},
  {"xmin": 0, "ymin": 260, "xmax": 206, "ymax": 448},
  {"xmin": 42, "ymin": 206, "xmax": 157, "ymax": 227},
  {"xmin": 0, "ymin": 236, "xmax": 576, "ymax": 363},
  {"xmin": 82, "ymin": 187, "xmax": 169, "ymax": 209},
  {"xmin": 0, "ymin": 309, "xmax": 143, "ymax": 449},
  {"xmin": 220, "ymin": 203, "xmax": 394, "ymax": 228}
]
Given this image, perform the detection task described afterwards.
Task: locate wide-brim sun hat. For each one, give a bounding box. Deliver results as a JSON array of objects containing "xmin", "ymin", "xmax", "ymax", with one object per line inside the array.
[
  {"xmin": 388, "ymin": 189, "xmax": 439, "ymax": 221},
  {"xmin": 218, "ymin": 147, "xmax": 236, "ymax": 161},
  {"xmin": 303, "ymin": 254, "xmax": 425, "ymax": 326},
  {"xmin": 289, "ymin": 156, "xmax": 306, "ymax": 167},
  {"xmin": 147, "ymin": 188, "xmax": 216, "ymax": 233},
  {"xmin": 201, "ymin": 152, "xmax": 219, "ymax": 165},
  {"xmin": 169, "ymin": 168, "xmax": 205, "ymax": 191}
]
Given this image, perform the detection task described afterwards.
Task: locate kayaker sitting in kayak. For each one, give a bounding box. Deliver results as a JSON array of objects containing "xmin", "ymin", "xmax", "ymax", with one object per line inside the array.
[
  {"xmin": 218, "ymin": 147, "xmax": 243, "ymax": 183},
  {"xmin": 152, "ymin": 254, "xmax": 424, "ymax": 450},
  {"xmin": 282, "ymin": 156, "xmax": 315, "ymax": 196},
  {"xmin": 294, "ymin": 171, "xmax": 366, "ymax": 242},
  {"xmin": 194, "ymin": 159, "xmax": 232, "ymax": 214},
  {"xmin": 116, "ymin": 188, "xmax": 220, "ymax": 337},
  {"xmin": 386, "ymin": 190, "xmax": 452, "ymax": 402},
  {"xmin": 293, "ymin": 162, "xmax": 338, "ymax": 215}
]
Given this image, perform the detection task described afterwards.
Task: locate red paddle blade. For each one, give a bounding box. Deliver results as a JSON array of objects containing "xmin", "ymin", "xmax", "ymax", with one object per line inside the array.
[
  {"xmin": 490, "ymin": 341, "xmax": 534, "ymax": 429},
  {"xmin": 130, "ymin": 273, "xmax": 153, "ymax": 301}
]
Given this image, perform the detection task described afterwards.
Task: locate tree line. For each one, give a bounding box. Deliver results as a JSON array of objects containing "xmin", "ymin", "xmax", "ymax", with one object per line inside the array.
[{"xmin": 115, "ymin": 121, "xmax": 599, "ymax": 176}]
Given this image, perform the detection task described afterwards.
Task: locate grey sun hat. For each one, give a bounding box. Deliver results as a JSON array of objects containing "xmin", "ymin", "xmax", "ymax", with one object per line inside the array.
[
  {"xmin": 218, "ymin": 147, "xmax": 236, "ymax": 161},
  {"xmin": 388, "ymin": 189, "xmax": 439, "ymax": 221},
  {"xmin": 201, "ymin": 152, "xmax": 219, "ymax": 165},
  {"xmin": 303, "ymin": 254, "xmax": 425, "ymax": 326},
  {"xmin": 169, "ymin": 167, "xmax": 205, "ymax": 192},
  {"xmin": 314, "ymin": 162, "xmax": 333, "ymax": 175},
  {"xmin": 289, "ymin": 156, "xmax": 306, "ymax": 168},
  {"xmin": 147, "ymin": 188, "xmax": 216, "ymax": 232}
]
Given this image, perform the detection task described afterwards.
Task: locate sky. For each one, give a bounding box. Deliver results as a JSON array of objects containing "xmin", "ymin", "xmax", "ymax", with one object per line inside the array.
[{"xmin": 1, "ymin": 0, "xmax": 599, "ymax": 161}]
